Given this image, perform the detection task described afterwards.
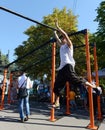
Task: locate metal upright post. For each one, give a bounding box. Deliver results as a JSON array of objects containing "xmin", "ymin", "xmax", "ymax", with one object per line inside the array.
[
  {"xmin": 50, "ymin": 42, "xmax": 56, "ymax": 121},
  {"xmin": 93, "ymin": 43, "xmax": 102, "ymax": 120},
  {"xmin": 7, "ymin": 72, "xmax": 13, "ymax": 104},
  {"xmin": 85, "ymin": 30, "xmax": 97, "ymax": 130},
  {"xmin": 0, "ymin": 68, "xmax": 8, "ymax": 110}
]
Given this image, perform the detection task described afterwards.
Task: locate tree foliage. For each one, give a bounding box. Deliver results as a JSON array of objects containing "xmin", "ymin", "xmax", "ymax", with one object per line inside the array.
[
  {"xmin": 0, "ymin": 50, "xmax": 9, "ymax": 68},
  {"xmin": 0, "ymin": 50, "xmax": 17, "ymax": 77},
  {"xmin": 93, "ymin": 1, "xmax": 105, "ymax": 69}
]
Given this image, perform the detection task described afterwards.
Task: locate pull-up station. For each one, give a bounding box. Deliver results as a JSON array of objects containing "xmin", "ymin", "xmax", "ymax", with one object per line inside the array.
[{"xmin": 0, "ymin": 6, "xmax": 57, "ymax": 31}]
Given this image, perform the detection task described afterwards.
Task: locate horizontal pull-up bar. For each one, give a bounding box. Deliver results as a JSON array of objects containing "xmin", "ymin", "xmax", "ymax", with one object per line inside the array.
[
  {"xmin": 68, "ymin": 29, "xmax": 87, "ymax": 36},
  {"xmin": 5, "ymin": 29, "xmax": 87, "ymax": 68},
  {"xmin": 24, "ymin": 55, "xmax": 52, "ymax": 71},
  {"xmin": 57, "ymin": 29, "xmax": 87, "ymax": 40},
  {"xmin": 5, "ymin": 39, "xmax": 52, "ymax": 68},
  {"xmin": 0, "ymin": 7, "xmax": 88, "ymax": 35},
  {"xmin": 0, "ymin": 6, "xmax": 58, "ymax": 31}
]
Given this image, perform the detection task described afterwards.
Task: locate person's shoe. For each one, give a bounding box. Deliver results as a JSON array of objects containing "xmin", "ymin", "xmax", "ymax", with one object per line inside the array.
[
  {"xmin": 52, "ymin": 102, "xmax": 60, "ymax": 109},
  {"xmin": 93, "ymin": 87, "xmax": 102, "ymax": 96},
  {"xmin": 24, "ymin": 116, "xmax": 29, "ymax": 121},
  {"xmin": 20, "ymin": 119, "xmax": 24, "ymax": 123}
]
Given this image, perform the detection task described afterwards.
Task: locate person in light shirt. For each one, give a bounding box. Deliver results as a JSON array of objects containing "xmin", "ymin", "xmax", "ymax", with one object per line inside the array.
[{"xmin": 18, "ymin": 71, "xmax": 32, "ymax": 122}]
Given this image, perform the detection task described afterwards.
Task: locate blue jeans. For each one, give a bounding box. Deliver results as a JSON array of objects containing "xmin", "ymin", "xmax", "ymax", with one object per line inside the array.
[{"xmin": 19, "ymin": 89, "xmax": 30, "ymax": 119}]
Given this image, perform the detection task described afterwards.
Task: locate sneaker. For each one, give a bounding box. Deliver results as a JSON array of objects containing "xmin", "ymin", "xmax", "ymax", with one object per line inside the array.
[
  {"xmin": 24, "ymin": 116, "xmax": 29, "ymax": 121},
  {"xmin": 20, "ymin": 119, "xmax": 24, "ymax": 123},
  {"xmin": 52, "ymin": 103, "xmax": 60, "ymax": 109},
  {"xmin": 93, "ymin": 87, "xmax": 102, "ymax": 96}
]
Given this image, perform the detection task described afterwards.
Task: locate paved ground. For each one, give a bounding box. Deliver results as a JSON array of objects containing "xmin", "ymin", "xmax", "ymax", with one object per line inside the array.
[{"xmin": 0, "ymin": 101, "xmax": 105, "ymax": 130}]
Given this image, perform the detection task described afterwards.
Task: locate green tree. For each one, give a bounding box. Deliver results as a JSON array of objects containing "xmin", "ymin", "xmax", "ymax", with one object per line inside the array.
[
  {"xmin": 94, "ymin": 1, "xmax": 105, "ymax": 69},
  {"xmin": 0, "ymin": 50, "xmax": 16, "ymax": 78},
  {"xmin": 89, "ymin": 1, "xmax": 105, "ymax": 86},
  {"xmin": 0, "ymin": 50, "xmax": 9, "ymax": 75},
  {"xmin": 14, "ymin": 7, "xmax": 87, "ymax": 79}
]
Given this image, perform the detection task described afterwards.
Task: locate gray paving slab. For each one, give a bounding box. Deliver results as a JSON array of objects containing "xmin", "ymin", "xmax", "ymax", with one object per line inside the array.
[
  {"xmin": 99, "ymin": 118, "xmax": 105, "ymax": 130},
  {"xmin": 0, "ymin": 101, "xmax": 104, "ymax": 130}
]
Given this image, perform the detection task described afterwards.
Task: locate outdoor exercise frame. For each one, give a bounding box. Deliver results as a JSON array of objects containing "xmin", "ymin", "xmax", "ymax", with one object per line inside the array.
[{"xmin": 50, "ymin": 29, "xmax": 100, "ymax": 130}]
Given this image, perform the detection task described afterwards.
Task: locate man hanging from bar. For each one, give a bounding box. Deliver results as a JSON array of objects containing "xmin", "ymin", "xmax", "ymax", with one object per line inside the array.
[{"xmin": 53, "ymin": 19, "xmax": 97, "ymax": 108}]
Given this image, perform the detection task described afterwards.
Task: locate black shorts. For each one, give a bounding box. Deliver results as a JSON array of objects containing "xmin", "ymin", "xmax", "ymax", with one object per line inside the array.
[{"xmin": 54, "ymin": 64, "xmax": 86, "ymax": 96}]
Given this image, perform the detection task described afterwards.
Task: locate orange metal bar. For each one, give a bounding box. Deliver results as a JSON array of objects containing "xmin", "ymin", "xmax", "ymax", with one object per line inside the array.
[
  {"xmin": 65, "ymin": 81, "xmax": 70, "ymax": 115},
  {"xmin": 50, "ymin": 42, "xmax": 56, "ymax": 121},
  {"xmin": 7, "ymin": 72, "xmax": 13, "ymax": 104},
  {"xmin": 93, "ymin": 44, "xmax": 99, "ymax": 85},
  {"xmin": 93, "ymin": 43, "xmax": 102, "ymax": 120},
  {"xmin": 85, "ymin": 30, "xmax": 97, "ymax": 129},
  {"xmin": 0, "ymin": 68, "xmax": 8, "ymax": 110}
]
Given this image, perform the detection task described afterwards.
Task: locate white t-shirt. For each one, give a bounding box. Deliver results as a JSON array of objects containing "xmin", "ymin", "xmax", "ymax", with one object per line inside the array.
[
  {"xmin": 58, "ymin": 44, "xmax": 75, "ymax": 70},
  {"xmin": 18, "ymin": 74, "xmax": 32, "ymax": 89}
]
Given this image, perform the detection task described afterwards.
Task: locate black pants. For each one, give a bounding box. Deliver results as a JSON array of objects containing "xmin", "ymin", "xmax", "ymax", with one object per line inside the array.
[
  {"xmin": 0, "ymin": 88, "xmax": 2, "ymax": 95},
  {"xmin": 54, "ymin": 64, "xmax": 86, "ymax": 96},
  {"xmin": 87, "ymin": 93, "xmax": 98, "ymax": 116}
]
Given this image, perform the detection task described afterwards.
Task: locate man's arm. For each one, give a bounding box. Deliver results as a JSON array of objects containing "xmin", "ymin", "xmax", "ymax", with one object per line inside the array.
[
  {"xmin": 54, "ymin": 31, "xmax": 62, "ymax": 46},
  {"xmin": 55, "ymin": 19, "xmax": 72, "ymax": 48}
]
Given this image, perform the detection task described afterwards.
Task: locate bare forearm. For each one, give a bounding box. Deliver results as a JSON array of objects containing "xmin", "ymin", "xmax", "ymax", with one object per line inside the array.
[
  {"xmin": 54, "ymin": 31, "xmax": 61, "ymax": 46},
  {"xmin": 56, "ymin": 26, "xmax": 66, "ymax": 37},
  {"xmin": 54, "ymin": 19, "xmax": 72, "ymax": 47}
]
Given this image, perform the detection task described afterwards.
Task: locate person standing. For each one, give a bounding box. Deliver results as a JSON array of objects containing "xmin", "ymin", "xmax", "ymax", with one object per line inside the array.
[
  {"xmin": 69, "ymin": 89, "xmax": 77, "ymax": 110},
  {"xmin": 18, "ymin": 71, "xmax": 32, "ymax": 122},
  {"xmin": 53, "ymin": 19, "xmax": 96, "ymax": 108}
]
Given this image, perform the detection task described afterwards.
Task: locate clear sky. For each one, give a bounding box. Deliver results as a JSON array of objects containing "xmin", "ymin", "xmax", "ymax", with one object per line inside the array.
[{"xmin": 0, "ymin": 0, "xmax": 102, "ymax": 62}]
